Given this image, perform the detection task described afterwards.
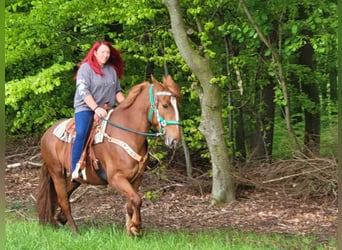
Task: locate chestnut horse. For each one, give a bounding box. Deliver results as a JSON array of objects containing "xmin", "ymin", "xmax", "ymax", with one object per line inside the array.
[{"xmin": 36, "ymin": 75, "xmax": 181, "ymax": 236}]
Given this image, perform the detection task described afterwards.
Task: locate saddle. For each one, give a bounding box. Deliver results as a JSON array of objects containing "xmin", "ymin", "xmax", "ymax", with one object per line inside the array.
[
  {"xmin": 77, "ymin": 120, "xmax": 101, "ymax": 172},
  {"xmin": 54, "ymin": 110, "xmax": 151, "ymax": 182},
  {"xmin": 58, "ymin": 118, "xmax": 106, "ymax": 182}
]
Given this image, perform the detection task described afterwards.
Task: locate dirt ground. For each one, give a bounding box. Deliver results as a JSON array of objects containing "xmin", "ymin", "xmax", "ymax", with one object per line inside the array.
[{"xmin": 5, "ymin": 138, "xmax": 337, "ymax": 244}]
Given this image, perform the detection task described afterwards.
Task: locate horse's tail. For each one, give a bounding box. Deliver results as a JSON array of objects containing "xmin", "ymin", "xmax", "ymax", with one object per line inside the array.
[{"xmin": 36, "ymin": 162, "xmax": 57, "ymax": 225}]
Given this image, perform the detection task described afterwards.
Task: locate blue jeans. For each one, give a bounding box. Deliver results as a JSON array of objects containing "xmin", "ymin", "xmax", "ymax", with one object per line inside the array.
[{"xmin": 71, "ymin": 110, "xmax": 94, "ymax": 172}]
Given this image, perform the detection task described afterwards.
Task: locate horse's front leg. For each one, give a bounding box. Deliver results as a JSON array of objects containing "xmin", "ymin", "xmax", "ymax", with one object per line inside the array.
[
  {"xmin": 125, "ymin": 197, "xmax": 141, "ymax": 236},
  {"xmin": 127, "ymin": 177, "xmax": 143, "ymax": 236},
  {"xmin": 110, "ymin": 176, "xmax": 142, "ymax": 236}
]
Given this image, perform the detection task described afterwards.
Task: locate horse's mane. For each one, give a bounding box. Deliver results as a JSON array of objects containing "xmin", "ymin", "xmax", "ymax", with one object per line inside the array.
[
  {"xmin": 119, "ymin": 76, "xmax": 182, "ymax": 110},
  {"xmin": 119, "ymin": 82, "xmax": 150, "ymax": 109}
]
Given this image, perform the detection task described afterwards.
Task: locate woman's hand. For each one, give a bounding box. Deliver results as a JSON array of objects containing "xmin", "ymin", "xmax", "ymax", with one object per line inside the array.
[{"xmin": 94, "ymin": 107, "xmax": 107, "ymax": 122}]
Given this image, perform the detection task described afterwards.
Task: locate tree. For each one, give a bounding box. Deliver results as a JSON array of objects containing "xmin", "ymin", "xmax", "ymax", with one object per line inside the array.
[
  {"xmin": 297, "ymin": 5, "xmax": 320, "ymax": 156},
  {"xmin": 163, "ymin": 0, "xmax": 235, "ymax": 204},
  {"xmin": 239, "ymin": 0, "xmax": 301, "ymax": 154}
]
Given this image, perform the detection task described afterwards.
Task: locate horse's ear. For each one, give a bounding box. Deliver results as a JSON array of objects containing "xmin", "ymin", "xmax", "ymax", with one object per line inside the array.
[
  {"xmin": 163, "ymin": 75, "xmax": 173, "ymax": 83},
  {"xmin": 151, "ymin": 75, "xmax": 159, "ymax": 85}
]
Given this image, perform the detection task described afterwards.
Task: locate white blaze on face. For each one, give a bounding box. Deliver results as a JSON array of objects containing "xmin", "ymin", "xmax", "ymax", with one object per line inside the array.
[
  {"xmin": 170, "ymin": 96, "xmax": 179, "ymax": 122},
  {"xmin": 156, "ymin": 91, "xmax": 179, "ymax": 123},
  {"xmin": 164, "ymin": 96, "xmax": 180, "ymax": 147},
  {"xmin": 170, "ymin": 96, "xmax": 180, "ymax": 136}
]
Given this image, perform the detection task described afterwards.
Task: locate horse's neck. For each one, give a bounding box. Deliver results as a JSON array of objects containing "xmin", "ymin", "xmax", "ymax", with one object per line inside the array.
[{"xmin": 114, "ymin": 102, "xmax": 151, "ymax": 133}]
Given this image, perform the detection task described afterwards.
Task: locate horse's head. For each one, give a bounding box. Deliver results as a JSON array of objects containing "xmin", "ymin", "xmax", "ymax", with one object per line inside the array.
[{"xmin": 149, "ymin": 75, "xmax": 182, "ymax": 149}]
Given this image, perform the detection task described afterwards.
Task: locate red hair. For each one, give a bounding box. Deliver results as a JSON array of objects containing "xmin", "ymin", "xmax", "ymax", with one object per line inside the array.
[{"xmin": 76, "ymin": 40, "xmax": 124, "ymax": 79}]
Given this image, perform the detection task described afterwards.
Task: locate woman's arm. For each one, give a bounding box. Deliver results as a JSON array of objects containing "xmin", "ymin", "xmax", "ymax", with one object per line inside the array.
[{"xmin": 84, "ymin": 95, "xmax": 107, "ymax": 119}]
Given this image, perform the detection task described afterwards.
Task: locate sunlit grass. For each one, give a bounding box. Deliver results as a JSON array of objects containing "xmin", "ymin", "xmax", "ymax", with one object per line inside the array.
[{"xmin": 5, "ymin": 220, "xmax": 336, "ymax": 250}]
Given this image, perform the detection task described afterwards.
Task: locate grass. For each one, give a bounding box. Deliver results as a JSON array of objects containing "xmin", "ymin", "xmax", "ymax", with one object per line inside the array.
[
  {"xmin": 5, "ymin": 219, "xmax": 336, "ymax": 250},
  {"xmin": 272, "ymin": 113, "xmax": 338, "ymax": 158}
]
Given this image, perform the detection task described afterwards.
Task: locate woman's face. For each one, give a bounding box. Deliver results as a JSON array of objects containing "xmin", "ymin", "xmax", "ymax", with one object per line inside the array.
[{"xmin": 94, "ymin": 44, "xmax": 110, "ymax": 66}]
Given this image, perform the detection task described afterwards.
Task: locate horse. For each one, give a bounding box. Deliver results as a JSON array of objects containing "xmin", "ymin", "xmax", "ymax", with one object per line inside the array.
[{"xmin": 36, "ymin": 75, "xmax": 182, "ymax": 236}]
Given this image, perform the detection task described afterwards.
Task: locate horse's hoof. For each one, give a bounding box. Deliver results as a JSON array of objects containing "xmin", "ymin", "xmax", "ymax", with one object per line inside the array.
[
  {"xmin": 55, "ymin": 213, "xmax": 67, "ymax": 225},
  {"xmin": 130, "ymin": 226, "xmax": 141, "ymax": 237}
]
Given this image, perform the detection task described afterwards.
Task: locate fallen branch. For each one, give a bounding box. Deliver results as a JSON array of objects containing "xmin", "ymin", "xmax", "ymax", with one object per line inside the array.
[
  {"xmin": 70, "ymin": 186, "xmax": 104, "ymax": 203},
  {"xmin": 262, "ymin": 166, "xmax": 331, "ymax": 184},
  {"xmin": 235, "ymin": 157, "xmax": 337, "ymax": 199},
  {"xmin": 154, "ymin": 183, "xmax": 184, "ymax": 194},
  {"xmin": 29, "ymin": 153, "xmax": 41, "ymax": 161},
  {"xmin": 30, "ymin": 194, "xmax": 37, "ymax": 202},
  {"xmin": 5, "ymin": 153, "xmax": 28, "ymax": 160},
  {"xmin": 6, "ymin": 161, "xmax": 42, "ymax": 168}
]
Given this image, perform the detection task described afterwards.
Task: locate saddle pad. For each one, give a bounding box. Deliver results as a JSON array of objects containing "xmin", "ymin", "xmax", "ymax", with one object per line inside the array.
[
  {"xmin": 53, "ymin": 119, "xmax": 74, "ymax": 143},
  {"xmin": 53, "ymin": 110, "xmax": 113, "ymax": 144}
]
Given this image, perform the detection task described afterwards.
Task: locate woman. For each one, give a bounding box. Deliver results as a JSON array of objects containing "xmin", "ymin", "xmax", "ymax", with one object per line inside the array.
[{"xmin": 71, "ymin": 40, "xmax": 125, "ymax": 181}]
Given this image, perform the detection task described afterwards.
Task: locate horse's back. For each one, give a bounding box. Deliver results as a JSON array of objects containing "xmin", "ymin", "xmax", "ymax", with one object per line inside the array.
[
  {"xmin": 41, "ymin": 119, "xmax": 66, "ymax": 149},
  {"xmin": 41, "ymin": 119, "xmax": 71, "ymax": 171}
]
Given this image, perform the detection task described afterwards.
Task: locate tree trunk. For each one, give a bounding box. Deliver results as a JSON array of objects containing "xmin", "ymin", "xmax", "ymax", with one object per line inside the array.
[
  {"xmin": 299, "ymin": 44, "xmax": 320, "ymax": 155},
  {"xmin": 247, "ymin": 79, "xmax": 275, "ymax": 162},
  {"xmin": 181, "ymin": 129, "xmax": 193, "ymax": 178},
  {"xmin": 240, "ymin": 0, "xmax": 301, "ymax": 154},
  {"xmin": 163, "ymin": 0, "xmax": 235, "ymax": 204},
  {"xmin": 235, "ymin": 105, "xmax": 247, "ymax": 163},
  {"xmin": 329, "ymin": 67, "xmax": 338, "ymax": 103},
  {"xmin": 262, "ymin": 79, "xmax": 276, "ymax": 161},
  {"xmin": 299, "ymin": 6, "xmax": 320, "ymax": 156}
]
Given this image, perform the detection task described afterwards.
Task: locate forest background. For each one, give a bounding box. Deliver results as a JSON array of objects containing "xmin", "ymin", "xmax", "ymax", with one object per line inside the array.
[{"xmin": 5, "ymin": 0, "xmax": 337, "ymax": 204}]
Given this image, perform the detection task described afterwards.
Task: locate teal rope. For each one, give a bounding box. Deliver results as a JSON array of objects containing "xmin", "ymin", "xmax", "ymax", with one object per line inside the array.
[
  {"xmin": 101, "ymin": 117, "xmax": 164, "ymax": 137},
  {"xmin": 102, "ymin": 84, "xmax": 181, "ymax": 137}
]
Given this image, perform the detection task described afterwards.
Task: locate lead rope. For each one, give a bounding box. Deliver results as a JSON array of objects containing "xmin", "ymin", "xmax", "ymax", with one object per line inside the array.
[{"xmin": 166, "ymin": 148, "xmax": 177, "ymax": 167}]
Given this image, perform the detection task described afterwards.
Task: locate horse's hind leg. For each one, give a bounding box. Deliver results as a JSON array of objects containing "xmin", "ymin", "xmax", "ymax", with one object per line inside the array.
[
  {"xmin": 52, "ymin": 176, "xmax": 79, "ymax": 234},
  {"xmin": 55, "ymin": 180, "xmax": 81, "ymax": 225}
]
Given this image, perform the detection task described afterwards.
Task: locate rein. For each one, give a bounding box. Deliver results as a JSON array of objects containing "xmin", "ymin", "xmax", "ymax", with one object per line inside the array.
[
  {"xmin": 100, "ymin": 117, "xmax": 164, "ymax": 137},
  {"xmin": 100, "ymin": 84, "xmax": 181, "ymax": 137}
]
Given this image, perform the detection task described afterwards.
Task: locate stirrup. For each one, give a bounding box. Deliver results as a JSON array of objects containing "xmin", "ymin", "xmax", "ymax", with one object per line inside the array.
[{"xmin": 71, "ymin": 163, "xmax": 81, "ymax": 180}]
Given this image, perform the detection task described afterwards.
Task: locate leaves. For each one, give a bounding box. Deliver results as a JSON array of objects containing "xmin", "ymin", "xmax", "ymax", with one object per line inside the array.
[
  {"xmin": 4, "ymin": 0, "xmax": 338, "ymax": 162},
  {"xmin": 5, "ymin": 62, "xmax": 74, "ymax": 109}
]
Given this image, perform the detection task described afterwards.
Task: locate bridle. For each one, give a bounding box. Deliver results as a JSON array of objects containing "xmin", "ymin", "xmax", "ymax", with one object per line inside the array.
[
  {"xmin": 148, "ymin": 84, "xmax": 181, "ymax": 132},
  {"xmin": 101, "ymin": 84, "xmax": 181, "ymax": 137}
]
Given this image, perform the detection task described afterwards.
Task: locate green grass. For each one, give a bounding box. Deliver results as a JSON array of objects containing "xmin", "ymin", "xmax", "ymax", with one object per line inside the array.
[
  {"xmin": 272, "ymin": 113, "xmax": 338, "ymax": 158},
  {"xmin": 5, "ymin": 220, "xmax": 336, "ymax": 250}
]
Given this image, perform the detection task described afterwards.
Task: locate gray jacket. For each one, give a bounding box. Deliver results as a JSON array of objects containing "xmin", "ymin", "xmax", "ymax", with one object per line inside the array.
[{"xmin": 74, "ymin": 62, "xmax": 122, "ymax": 113}]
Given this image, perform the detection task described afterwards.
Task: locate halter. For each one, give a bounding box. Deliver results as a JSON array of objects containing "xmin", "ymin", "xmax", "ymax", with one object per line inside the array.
[
  {"xmin": 148, "ymin": 84, "xmax": 181, "ymax": 133},
  {"xmin": 101, "ymin": 84, "xmax": 181, "ymax": 137}
]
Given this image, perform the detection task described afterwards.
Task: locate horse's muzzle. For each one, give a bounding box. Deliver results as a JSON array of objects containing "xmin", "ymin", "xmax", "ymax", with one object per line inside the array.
[{"xmin": 165, "ymin": 136, "xmax": 179, "ymax": 149}]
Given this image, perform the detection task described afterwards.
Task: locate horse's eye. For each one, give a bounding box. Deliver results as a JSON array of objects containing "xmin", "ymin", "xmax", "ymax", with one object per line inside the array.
[{"xmin": 162, "ymin": 104, "xmax": 169, "ymax": 109}]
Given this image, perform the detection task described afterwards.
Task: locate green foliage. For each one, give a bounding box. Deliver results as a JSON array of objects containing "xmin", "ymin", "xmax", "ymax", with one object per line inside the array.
[
  {"xmin": 5, "ymin": 0, "xmax": 338, "ymax": 161},
  {"xmin": 272, "ymin": 110, "xmax": 338, "ymax": 158},
  {"xmin": 5, "ymin": 62, "xmax": 74, "ymax": 108},
  {"xmin": 5, "ymin": 62, "xmax": 74, "ymax": 135},
  {"xmin": 145, "ymin": 190, "xmax": 161, "ymax": 202}
]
